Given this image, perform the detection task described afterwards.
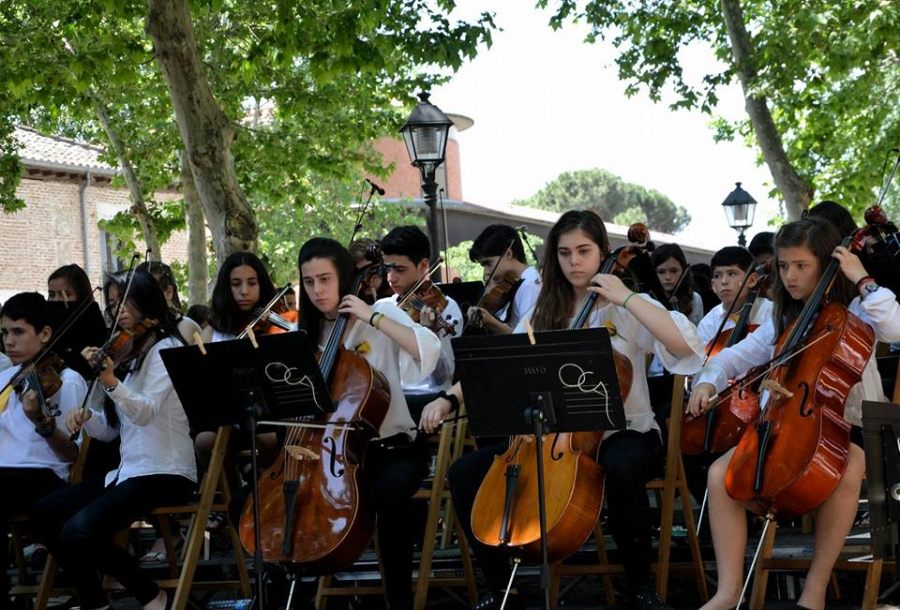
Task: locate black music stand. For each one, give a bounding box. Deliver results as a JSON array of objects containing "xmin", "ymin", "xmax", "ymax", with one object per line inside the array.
[
  {"xmin": 862, "ymin": 400, "xmax": 900, "ymax": 581},
  {"xmin": 438, "ymin": 280, "xmax": 484, "ymax": 309},
  {"xmin": 453, "ymin": 328, "xmax": 626, "ymax": 610},
  {"xmin": 161, "ymin": 331, "xmax": 332, "ymax": 610}
]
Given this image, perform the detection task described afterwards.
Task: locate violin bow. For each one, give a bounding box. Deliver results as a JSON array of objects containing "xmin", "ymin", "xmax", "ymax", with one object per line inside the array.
[
  {"xmin": 701, "ymin": 263, "xmax": 764, "ymax": 363},
  {"xmin": 396, "ymin": 257, "xmax": 445, "ymax": 310},
  {"xmin": 516, "ymin": 225, "xmax": 539, "ymax": 268},
  {"xmin": 237, "ymin": 283, "xmax": 294, "ymax": 340}
]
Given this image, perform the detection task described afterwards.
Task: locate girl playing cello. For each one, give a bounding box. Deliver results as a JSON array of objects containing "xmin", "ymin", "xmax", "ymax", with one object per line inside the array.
[
  {"xmin": 298, "ymin": 237, "xmax": 441, "ymax": 610},
  {"xmin": 688, "ymin": 217, "xmax": 900, "ymax": 610},
  {"xmin": 442, "ymin": 210, "xmax": 705, "ymax": 610}
]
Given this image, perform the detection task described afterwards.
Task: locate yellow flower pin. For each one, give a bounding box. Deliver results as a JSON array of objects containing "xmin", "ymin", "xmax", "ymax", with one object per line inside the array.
[
  {"xmin": 602, "ymin": 319, "xmax": 618, "ymax": 338},
  {"xmin": 354, "ymin": 340, "xmax": 371, "ymax": 354}
]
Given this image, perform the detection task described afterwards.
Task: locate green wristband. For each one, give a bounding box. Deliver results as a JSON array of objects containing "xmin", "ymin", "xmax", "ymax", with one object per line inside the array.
[{"xmin": 622, "ymin": 291, "xmax": 638, "ymax": 310}]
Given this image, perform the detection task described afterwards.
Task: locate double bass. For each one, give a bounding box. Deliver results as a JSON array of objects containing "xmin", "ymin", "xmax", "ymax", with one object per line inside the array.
[
  {"xmin": 681, "ymin": 263, "xmax": 769, "ymax": 455},
  {"xmin": 725, "ymin": 230, "xmax": 875, "ymax": 518},
  {"xmin": 239, "ymin": 266, "xmax": 391, "ymax": 573},
  {"xmin": 469, "ymin": 241, "xmax": 638, "ymax": 562}
]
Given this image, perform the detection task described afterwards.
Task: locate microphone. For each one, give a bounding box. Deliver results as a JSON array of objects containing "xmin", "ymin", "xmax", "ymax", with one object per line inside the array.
[{"xmin": 365, "ymin": 178, "xmax": 385, "ymax": 196}]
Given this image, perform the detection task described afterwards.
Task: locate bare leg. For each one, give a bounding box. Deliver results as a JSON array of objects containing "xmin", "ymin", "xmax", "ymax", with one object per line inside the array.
[
  {"xmin": 796, "ymin": 444, "xmax": 865, "ymax": 610},
  {"xmin": 700, "ymin": 448, "xmax": 746, "ymax": 610}
]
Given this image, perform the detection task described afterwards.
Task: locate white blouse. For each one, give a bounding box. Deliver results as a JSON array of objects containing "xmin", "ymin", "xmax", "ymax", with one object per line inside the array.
[
  {"xmin": 0, "ymin": 367, "xmax": 87, "ymax": 480},
  {"xmin": 323, "ymin": 301, "xmax": 441, "ymax": 440},
  {"xmin": 694, "ymin": 286, "xmax": 900, "ymax": 427},
  {"xmin": 502, "ymin": 265, "xmax": 542, "ymax": 331},
  {"xmin": 393, "ymin": 294, "xmax": 463, "ymax": 395},
  {"xmin": 516, "ymin": 293, "xmax": 706, "ymax": 435},
  {"xmin": 85, "ymin": 336, "xmax": 198, "ymax": 486}
]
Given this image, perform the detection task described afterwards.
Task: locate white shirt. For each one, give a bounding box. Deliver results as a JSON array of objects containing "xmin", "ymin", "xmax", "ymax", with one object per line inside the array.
[
  {"xmin": 392, "ymin": 294, "xmax": 463, "ymax": 395},
  {"xmin": 210, "ymin": 329, "xmax": 237, "ymax": 343},
  {"xmin": 323, "ymin": 301, "xmax": 441, "ymax": 440},
  {"xmin": 85, "ymin": 337, "xmax": 198, "ymax": 486},
  {"xmin": 696, "ymin": 298, "xmax": 774, "ymax": 345},
  {"xmin": 0, "ymin": 352, "xmax": 12, "ymax": 374},
  {"xmin": 694, "ymin": 286, "xmax": 900, "ymax": 427},
  {"xmin": 0, "ymin": 367, "xmax": 87, "ymax": 480},
  {"xmin": 516, "ymin": 294, "xmax": 706, "ymax": 435},
  {"xmin": 647, "ymin": 291, "xmax": 705, "ymax": 377},
  {"xmin": 176, "ymin": 315, "xmax": 202, "ymax": 344},
  {"xmin": 499, "ymin": 266, "xmax": 542, "ymax": 331}
]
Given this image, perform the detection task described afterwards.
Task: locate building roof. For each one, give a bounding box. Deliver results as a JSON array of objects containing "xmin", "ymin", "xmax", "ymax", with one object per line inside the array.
[{"xmin": 14, "ymin": 126, "xmax": 117, "ymax": 177}]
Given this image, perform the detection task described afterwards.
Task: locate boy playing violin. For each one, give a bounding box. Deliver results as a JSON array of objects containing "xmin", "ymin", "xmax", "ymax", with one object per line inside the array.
[
  {"xmin": 381, "ymin": 226, "xmax": 462, "ymax": 422},
  {"xmin": 466, "ymin": 224, "xmax": 541, "ymax": 334},
  {"xmin": 0, "ymin": 292, "xmax": 86, "ymax": 610}
]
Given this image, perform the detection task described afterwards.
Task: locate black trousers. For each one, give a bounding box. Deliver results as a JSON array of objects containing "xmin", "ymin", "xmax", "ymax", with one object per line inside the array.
[
  {"xmin": 449, "ymin": 429, "xmax": 664, "ymax": 595},
  {"xmin": 364, "ymin": 433, "xmax": 430, "ymax": 608},
  {"xmin": 31, "ymin": 474, "xmax": 194, "ymax": 607},
  {"xmin": 0, "ymin": 467, "xmax": 67, "ymax": 610}
]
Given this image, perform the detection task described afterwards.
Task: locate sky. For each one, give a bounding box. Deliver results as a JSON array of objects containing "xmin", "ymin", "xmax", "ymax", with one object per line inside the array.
[{"xmin": 431, "ymin": 2, "xmax": 781, "ymax": 250}]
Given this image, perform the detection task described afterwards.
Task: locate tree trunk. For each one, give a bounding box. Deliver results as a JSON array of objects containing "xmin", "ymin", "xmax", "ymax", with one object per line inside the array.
[
  {"xmin": 720, "ymin": 0, "xmax": 814, "ymax": 220},
  {"xmin": 145, "ymin": 0, "xmax": 257, "ymax": 264},
  {"xmin": 94, "ymin": 98, "xmax": 162, "ymax": 261},
  {"xmin": 181, "ymin": 150, "xmax": 208, "ymax": 306}
]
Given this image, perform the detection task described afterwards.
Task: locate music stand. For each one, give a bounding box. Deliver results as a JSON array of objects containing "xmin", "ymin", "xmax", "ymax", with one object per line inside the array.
[
  {"xmin": 161, "ymin": 331, "xmax": 332, "ymax": 610},
  {"xmin": 862, "ymin": 400, "xmax": 900, "ymax": 578},
  {"xmin": 453, "ymin": 328, "xmax": 626, "ymax": 610},
  {"xmin": 438, "ymin": 280, "xmax": 484, "ymax": 308}
]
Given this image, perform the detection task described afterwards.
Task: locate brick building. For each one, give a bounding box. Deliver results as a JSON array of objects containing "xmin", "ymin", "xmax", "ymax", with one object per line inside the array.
[{"xmin": 0, "ymin": 127, "xmax": 188, "ymax": 303}]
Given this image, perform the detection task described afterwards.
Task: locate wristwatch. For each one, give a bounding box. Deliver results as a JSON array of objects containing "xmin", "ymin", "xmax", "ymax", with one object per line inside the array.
[
  {"xmin": 103, "ymin": 380, "xmax": 119, "ymax": 393},
  {"xmin": 861, "ymin": 281, "xmax": 880, "ymax": 298}
]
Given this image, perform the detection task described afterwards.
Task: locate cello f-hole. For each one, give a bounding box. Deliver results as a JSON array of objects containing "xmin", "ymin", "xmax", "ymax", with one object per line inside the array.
[
  {"xmin": 549, "ymin": 433, "xmax": 564, "ymax": 461},
  {"xmin": 324, "ymin": 436, "xmax": 344, "ymax": 477},
  {"xmin": 796, "ymin": 382, "xmax": 812, "ymax": 417}
]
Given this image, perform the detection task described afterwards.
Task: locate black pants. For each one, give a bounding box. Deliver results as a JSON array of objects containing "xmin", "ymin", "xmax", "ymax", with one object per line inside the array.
[
  {"xmin": 364, "ymin": 433, "xmax": 430, "ymax": 608},
  {"xmin": 32, "ymin": 474, "xmax": 194, "ymax": 607},
  {"xmin": 449, "ymin": 429, "xmax": 663, "ymax": 595},
  {"xmin": 0, "ymin": 467, "xmax": 67, "ymax": 610}
]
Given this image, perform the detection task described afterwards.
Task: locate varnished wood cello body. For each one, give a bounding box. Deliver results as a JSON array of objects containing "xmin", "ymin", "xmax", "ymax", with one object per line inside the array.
[
  {"xmin": 239, "ymin": 276, "xmax": 391, "ymax": 573},
  {"xmin": 725, "ymin": 234, "xmax": 875, "ymax": 519}
]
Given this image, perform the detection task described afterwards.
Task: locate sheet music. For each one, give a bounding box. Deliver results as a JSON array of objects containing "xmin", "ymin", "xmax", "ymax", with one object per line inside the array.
[{"xmin": 558, "ymin": 362, "xmax": 616, "ymax": 427}]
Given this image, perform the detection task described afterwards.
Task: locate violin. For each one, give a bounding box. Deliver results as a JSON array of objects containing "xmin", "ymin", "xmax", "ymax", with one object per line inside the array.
[
  {"xmin": 724, "ymin": 228, "xmax": 875, "ymax": 519},
  {"xmin": 465, "ymin": 270, "xmax": 522, "ymax": 332},
  {"xmin": 90, "ymin": 319, "xmax": 159, "ymax": 374},
  {"xmin": 9, "ymin": 353, "xmax": 67, "ymax": 424},
  {"xmin": 240, "ymin": 263, "xmax": 392, "ymax": 572},
  {"xmin": 238, "ymin": 285, "xmax": 300, "ymax": 338},
  {"xmin": 681, "ymin": 263, "xmax": 769, "ymax": 455},
  {"xmin": 470, "ymin": 240, "xmax": 636, "ymax": 563},
  {"xmin": 397, "ymin": 259, "xmax": 457, "ymax": 336}
]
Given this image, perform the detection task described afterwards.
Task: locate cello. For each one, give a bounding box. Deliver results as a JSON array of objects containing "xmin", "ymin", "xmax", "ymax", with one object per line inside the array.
[
  {"xmin": 239, "ymin": 265, "xmax": 391, "ymax": 573},
  {"xmin": 681, "ymin": 263, "xmax": 769, "ymax": 455},
  {"xmin": 724, "ymin": 229, "xmax": 875, "ymax": 519},
  {"xmin": 469, "ymin": 242, "xmax": 637, "ymax": 563}
]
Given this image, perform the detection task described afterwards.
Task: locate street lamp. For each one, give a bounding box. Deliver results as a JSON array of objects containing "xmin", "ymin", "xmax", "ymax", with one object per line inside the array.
[
  {"xmin": 400, "ymin": 92, "xmax": 453, "ymax": 263},
  {"xmin": 721, "ymin": 182, "xmax": 758, "ymax": 247}
]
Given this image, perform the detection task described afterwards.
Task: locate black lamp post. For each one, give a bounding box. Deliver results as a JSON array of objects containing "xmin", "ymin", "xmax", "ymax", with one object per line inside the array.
[
  {"xmin": 721, "ymin": 182, "xmax": 758, "ymax": 247},
  {"xmin": 400, "ymin": 92, "xmax": 453, "ymax": 263}
]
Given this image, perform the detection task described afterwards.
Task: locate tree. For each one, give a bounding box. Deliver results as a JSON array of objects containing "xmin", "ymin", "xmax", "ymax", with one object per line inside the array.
[
  {"xmin": 513, "ymin": 168, "xmax": 691, "ymax": 233},
  {"xmin": 541, "ymin": 0, "xmax": 900, "ymax": 220}
]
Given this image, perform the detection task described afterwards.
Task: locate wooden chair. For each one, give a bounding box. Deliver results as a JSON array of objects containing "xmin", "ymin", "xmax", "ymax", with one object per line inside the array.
[
  {"xmin": 142, "ymin": 425, "xmax": 251, "ymax": 610},
  {"xmin": 316, "ymin": 414, "xmax": 477, "ymax": 610},
  {"xmin": 9, "ymin": 434, "xmax": 93, "ymax": 609},
  {"xmin": 550, "ymin": 375, "xmax": 708, "ymax": 606}
]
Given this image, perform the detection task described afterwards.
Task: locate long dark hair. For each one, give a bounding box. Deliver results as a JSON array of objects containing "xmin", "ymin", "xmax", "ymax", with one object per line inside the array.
[
  {"xmin": 48, "ymin": 264, "xmax": 94, "ymax": 303},
  {"xmin": 298, "ymin": 238, "xmax": 356, "ymax": 343},
  {"xmin": 208, "ymin": 252, "xmax": 276, "ymax": 335},
  {"xmin": 651, "ymin": 243, "xmax": 696, "ymax": 316},
  {"xmin": 531, "ymin": 210, "xmax": 609, "ymax": 331},
  {"xmin": 770, "ymin": 217, "xmax": 855, "ymax": 336}
]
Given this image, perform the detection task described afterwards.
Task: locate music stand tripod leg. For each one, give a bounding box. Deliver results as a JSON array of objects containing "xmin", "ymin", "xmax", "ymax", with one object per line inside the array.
[
  {"xmin": 527, "ymin": 395, "xmax": 553, "ymax": 610},
  {"xmin": 245, "ymin": 393, "xmax": 267, "ymax": 610}
]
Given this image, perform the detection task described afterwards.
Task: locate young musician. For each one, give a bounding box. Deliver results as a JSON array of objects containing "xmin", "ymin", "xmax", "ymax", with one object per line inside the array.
[
  {"xmin": 298, "ymin": 237, "xmax": 441, "ymax": 610},
  {"xmin": 201, "ymin": 251, "xmax": 277, "ymax": 342},
  {"xmin": 381, "ymin": 226, "xmax": 462, "ymax": 420},
  {"xmin": 684, "ymin": 247, "xmax": 773, "ymax": 503},
  {"xmin": 47, "ymin": 264, "xmax": 94, "ymax": 304},
  {"xmin": 137, "ymin": 261, "xmax": 202, "ymax": 343},
  {"xmin": 0, "ymin": 293, "xmax": 86, "ymax": 610},
  {"xmin": 747, "ymin": 231, "xmax": 775, "ymax": 267},
  {"xmin": 688, "ymin": 217, "xmax": 900, "ymax": 610},
  {"xmin": 651, "ymin": 243, "xmax": 703, "ymax": 325},
  {"xmin": 466, "ymin": 224, "xmax": 541, "ymax": 334},
  {"xmin": 31, "ymin": 270, "xmax": 196, "ymax": 610},
  {"xmin": 444, "ymin": 210, "xmax": 705, "ymax": 610}
]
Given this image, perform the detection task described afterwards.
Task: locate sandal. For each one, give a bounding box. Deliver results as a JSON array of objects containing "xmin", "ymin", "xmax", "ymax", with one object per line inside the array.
[{"xmin": 206, "ymin": 512, "xmax": 227, "ymax": 532}]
